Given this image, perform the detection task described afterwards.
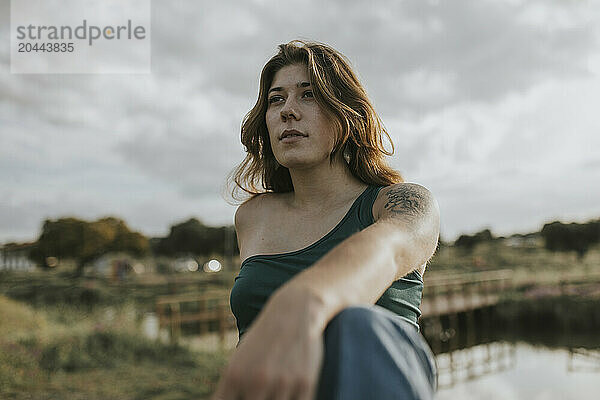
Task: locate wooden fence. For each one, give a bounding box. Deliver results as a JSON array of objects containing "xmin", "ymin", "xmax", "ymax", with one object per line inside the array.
[
  {"xmin": 156, "ymin": 289, "xmax": 236, "ymax": 345},
  {"xmin": 155, "ymin": 269, "xmax": 600, "ymax": 347},
  {"xmin": 421, "ymin": 269, "xmax": 514, "ymax": 316}
]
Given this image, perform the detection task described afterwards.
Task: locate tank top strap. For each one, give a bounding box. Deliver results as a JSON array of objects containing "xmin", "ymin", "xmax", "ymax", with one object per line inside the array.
[{"xmin": 356, "ymin": 185, "xmax": 386, "ymax": 228}]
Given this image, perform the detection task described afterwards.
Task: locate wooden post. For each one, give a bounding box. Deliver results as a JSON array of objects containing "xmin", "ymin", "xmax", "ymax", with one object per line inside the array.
[
  {"xmin": 431, "ymin": 317, "xmax": 443, "ymax": 355},
  {"xmin": 466, "ymin": 310, "xmax": 476, "ymax": 347},
  {"xmin": 198, "ymin": 296, "xmax": 206, "ymax": 335},
  {"xmin": 448, "ymin": 313, "xmax": 458, "ymax": 347},
  {"xmin": 218, "ymin": 301, "xmax": 226, "ymax": 350},
  {"xmin": 156, "ymin": 303, "xmax": 165, "ymax": 341},
  {"xmin": 168, "ymin": 278, "xmax": 176, "ymax": 294},
  {"xmin": 169, "ymin": 302, "xmax": 181, "ymax": 344}
]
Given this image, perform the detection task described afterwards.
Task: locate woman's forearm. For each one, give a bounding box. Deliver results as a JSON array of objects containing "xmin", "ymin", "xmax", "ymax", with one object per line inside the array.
[{"xmin": 267, "ymin": 219, "xmax": 434, "ymax": 333}]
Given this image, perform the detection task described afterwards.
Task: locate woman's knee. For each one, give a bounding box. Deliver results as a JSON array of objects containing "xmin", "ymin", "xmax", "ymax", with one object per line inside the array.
[
  {"xmin": 326, "ymin": 305, "xmax": 378, "ymax": 334},
  {"xmin": 324, "ymin": 305, "xmax": 436, "ymax": 377},
  {"xmin": 333, "ymin": 304, "xmax": 374, "ymax": 321},
  {"xmin": 329, "ymin": 304, "xmax": 409, "ymax": 328},
  {"xmin": 319, "ymin": 306, "xmax": 437, "ymax": 399},
  {"xmin": 324, "ymin": 305, "xmax": 401, "ymax": 343}
]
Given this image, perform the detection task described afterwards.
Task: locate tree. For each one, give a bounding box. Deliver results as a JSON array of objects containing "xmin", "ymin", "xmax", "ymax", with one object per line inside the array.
[
  {"xmin": 29, "ymin": 216, "xmax": 149, "ymax": 275},
  {"xmin": 541, "ymin": 220, "xmax": 600, "ymax": 260},
  {"xmin": 152, "ymin": 218, "xmax": 238, "ymax": 258},
  {"xmin": 454, "ymin": 229, "xmax": 493, "ymax": 252}
]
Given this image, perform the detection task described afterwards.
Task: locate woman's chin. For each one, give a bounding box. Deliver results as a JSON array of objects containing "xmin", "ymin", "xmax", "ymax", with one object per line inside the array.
[
  {"xmin": 279, "ymin": 157, "xmax": 327, "ymax": 170},
  {"xmin": 280, "ymin": 161, "xmax": 308, "ymax": 170}
]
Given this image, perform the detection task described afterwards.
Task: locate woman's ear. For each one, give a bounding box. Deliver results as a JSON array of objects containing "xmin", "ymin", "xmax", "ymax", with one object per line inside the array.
[{"xmin": 343, "ymin": 143, "xmax": 352, "ymax": 165}]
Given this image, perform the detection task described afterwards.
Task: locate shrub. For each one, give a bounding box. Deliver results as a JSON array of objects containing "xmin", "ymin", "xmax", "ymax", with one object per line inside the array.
[{"xmin": 39, "ymin": 331, "xmax": 197, "ymax": 372}]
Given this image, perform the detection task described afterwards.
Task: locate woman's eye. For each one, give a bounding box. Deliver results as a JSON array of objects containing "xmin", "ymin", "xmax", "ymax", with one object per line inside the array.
[
  {"xmin": 268, "ymin": 96, "xmax": 283, "ymax": 104},
  {"xmin": 302, "ymin": 91, "xmax": 314, "ymax": 98}
]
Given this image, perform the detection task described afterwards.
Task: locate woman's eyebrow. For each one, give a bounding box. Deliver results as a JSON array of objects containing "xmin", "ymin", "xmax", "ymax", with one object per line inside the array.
[{"xmin": 268, "ymin": 81, "xmax": 311, "ymax": 94}]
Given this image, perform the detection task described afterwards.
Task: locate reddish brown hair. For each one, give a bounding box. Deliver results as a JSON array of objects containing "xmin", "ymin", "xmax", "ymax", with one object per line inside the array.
[{"xmin": 227, "ymin": 40, "xmax": 403, "ymax": 202}]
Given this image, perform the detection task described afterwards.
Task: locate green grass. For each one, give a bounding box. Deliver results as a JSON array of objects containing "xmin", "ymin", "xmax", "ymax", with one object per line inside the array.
[
  {"xmin": 0, "ymin": 295, "xmax": 231, "ymax": 399},
  {"xmin": 427, "ymin": 241, "xmax": 600, "ymax": 285},
  {"xmin": 0, "ymin": 336, "xmax": 229, "ymax": 400},
  {"xmin": 0, "ymin": 270, "xmax": 126, "ymax": 308},
  {"xmin": 0, "ymin": 268, "xmax": 235, "ymax": 312},
  {"xmin": 1, "ymin": 242, "xmax": 598, "ymax": 398}
]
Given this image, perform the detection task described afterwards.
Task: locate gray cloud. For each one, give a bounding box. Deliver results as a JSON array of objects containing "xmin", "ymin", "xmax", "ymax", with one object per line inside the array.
[
  {"xmin": 114, "ymin": 126, "xmax": 242, "ymax": 198},
  {"xmin": 1, "ymin": 0, "xmax": 599, "ymax": 243}
]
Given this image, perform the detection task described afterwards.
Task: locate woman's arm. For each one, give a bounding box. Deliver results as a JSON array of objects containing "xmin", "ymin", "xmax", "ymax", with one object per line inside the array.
[
  {"xmin": 268, "ymin": 182, "xmax": 440, "ymax": 333},
  {"xmin": 211, "ymin": 183, "xmax": 439, "ymax": 400}
]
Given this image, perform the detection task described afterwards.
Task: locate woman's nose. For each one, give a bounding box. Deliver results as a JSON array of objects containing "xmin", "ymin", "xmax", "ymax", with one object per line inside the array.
[{"xmin": 280, "ymin": 99, "xmax": 299, "ymax": 121}]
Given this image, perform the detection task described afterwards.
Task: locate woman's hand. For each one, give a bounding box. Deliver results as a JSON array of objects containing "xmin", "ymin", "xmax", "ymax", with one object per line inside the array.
[{"xmin": 211, "ymin": 287, "xmax": 326, "ymax": 400}]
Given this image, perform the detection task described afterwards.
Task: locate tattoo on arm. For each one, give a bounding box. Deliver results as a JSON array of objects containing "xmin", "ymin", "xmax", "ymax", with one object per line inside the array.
[{"xmin": 383, "ymin": 185, "xmax": 427, "ymax": 221}]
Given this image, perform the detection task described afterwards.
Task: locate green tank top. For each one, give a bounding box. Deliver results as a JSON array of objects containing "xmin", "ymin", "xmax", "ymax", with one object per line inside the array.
[{"xmin": 229, "ymin": 185, "xmax": 424, "ymax": 341}]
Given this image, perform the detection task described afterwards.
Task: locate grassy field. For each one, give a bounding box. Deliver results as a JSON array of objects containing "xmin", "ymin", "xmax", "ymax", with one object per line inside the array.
[
  {"xmin": 0, "ymin": 294, "xmax": 232, "ymax": 400},
  {"xmin": 1, "ymin": 241, "xmax": 599, "ymax": 398},
  {"xmin": 427, "ymin": 240, "xmax": 600, "ymax": 285}
]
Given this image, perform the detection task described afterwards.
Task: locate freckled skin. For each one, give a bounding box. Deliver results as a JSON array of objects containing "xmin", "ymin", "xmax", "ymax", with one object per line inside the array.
[{"xmin": 265, "ymin": 64, "xmax": 336, "ymax": 170}]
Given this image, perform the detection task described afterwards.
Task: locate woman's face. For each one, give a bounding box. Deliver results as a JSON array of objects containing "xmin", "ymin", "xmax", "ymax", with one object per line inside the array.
[{"xmin": 265, "ymin": 63, "xmax": 337, "ymax": 169}]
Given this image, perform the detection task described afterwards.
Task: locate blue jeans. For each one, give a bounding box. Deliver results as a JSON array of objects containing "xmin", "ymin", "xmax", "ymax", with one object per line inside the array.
[{"xmin": 316, "ymin": 305, "xmax": 437, "ymax": 400}]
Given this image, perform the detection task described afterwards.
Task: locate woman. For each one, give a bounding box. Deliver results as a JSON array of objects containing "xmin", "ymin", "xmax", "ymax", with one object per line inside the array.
[{"xmin": 213, "ymin": 40, "xmax": 440, "ymax": 400}]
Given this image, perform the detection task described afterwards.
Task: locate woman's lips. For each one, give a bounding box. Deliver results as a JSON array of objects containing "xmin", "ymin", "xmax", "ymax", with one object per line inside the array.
[{"xmin": 280, "ymin": 135, "xmax": 306, "ymax": 144}]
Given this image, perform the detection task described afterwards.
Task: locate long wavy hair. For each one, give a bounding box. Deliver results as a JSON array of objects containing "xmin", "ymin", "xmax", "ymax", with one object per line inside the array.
[{"xmin": 226, "ymin": 40, "xmax": 403, "ymax": 203}]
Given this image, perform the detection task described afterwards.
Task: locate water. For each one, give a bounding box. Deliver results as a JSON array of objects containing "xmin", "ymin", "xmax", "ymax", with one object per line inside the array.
[
  {"xmin": 136, "ymin": 301, "xmax": 600, "ymax": 397},
  {"xmin": 436, "ymin": 342, "xmax": 600, "ymax": 399}
]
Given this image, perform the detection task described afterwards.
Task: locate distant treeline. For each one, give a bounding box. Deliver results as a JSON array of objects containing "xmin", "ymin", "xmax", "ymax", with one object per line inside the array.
[
  {"xmin": 453, "ymin": 219, "xmax": 600, "ymax": 259},
  {"xmin": 9, "ymin": 216, "xmax": 238, "ymax": 275},
  {"xmin": 4, "ymin": 216, "xmax": 599, "ymax": 274},
  {"xmin": 541, "ymin": 219, "xmax": 600, "ymax": 259}
]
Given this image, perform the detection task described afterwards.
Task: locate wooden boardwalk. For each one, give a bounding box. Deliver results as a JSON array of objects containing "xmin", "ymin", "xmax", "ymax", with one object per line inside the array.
[
  {"xmin": 420, "ymin": 269, "xmax": 514, "ymax": 317},
  {"xmin": 154, "ymin": 269, "xmax": 600, "ymax": 348}
]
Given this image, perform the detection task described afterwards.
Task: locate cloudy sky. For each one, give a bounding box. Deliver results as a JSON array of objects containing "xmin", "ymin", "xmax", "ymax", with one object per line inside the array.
[{"xmin": 1, "ymin": 0, "xmax": 599, "ymax": 244}]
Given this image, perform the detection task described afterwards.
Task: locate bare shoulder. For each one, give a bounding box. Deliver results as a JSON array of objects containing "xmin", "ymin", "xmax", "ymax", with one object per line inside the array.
[
  {"xmin": 373, "ymin": 183, "xmax": 439, "ymax": 225},
  {"xmin": 234, "ymin": 192, "xmax": 287, "ymax": 260},
  {"xmin": 234, "ymin": 191, "xmax": 288, "ymax": 234},
  {"xmin": 235, "ymin": 193, "xmax": 269, "ymax": 232}
]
